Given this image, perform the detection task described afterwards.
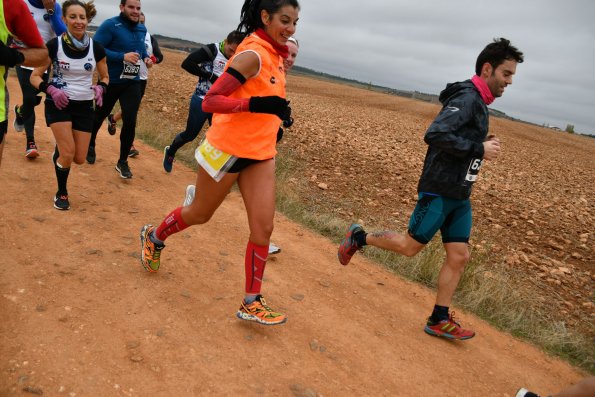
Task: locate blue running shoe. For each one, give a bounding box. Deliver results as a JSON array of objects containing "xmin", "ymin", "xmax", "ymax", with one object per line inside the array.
[{"xmin": 163, "ymin": 145, "xmax": 174, "ymax": 173}]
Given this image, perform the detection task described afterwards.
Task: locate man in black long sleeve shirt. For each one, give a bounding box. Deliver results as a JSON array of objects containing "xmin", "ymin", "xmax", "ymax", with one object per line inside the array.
[
  {"xmin": 161, "ymin": 30, "xmax": 245, "ymax": 173},
  {"xmin": 337, "ymin": 38, "xmax": 524, "ymax": 341}
]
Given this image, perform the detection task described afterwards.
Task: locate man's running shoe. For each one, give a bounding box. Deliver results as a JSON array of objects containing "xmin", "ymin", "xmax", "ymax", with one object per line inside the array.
[
  {"xmin": 236, "ymin": 295, "xmax": 287, "ymax": 325},
  {"xmin": 86, "ymin": 145, "xmax": 96, "ymax": 164},
  {"xmin": 25, "ymin": 142, "xmax": 39, "ymax": 159},
  {"xmin": 424, "ymin": 312, "xmax": 475, "ymax": 340},
  {"xmin": 337, "ymin": 223, "xmax": 365, "ymax": 266},
  {"xmin": 115, "ymin": 160, "xmax": 132, "ymax": 179},
  {"xmin": 140, "ymin": 224, "xmax": 165, "ymax": 272},
  {"xmin": 13, "ymin": 105, "xmax": 24, "ymax": 132},
  {"xmin": 183, "ymin": 184, "xmax": 195, "ymax": 206},
  {"xmin": 107, "ymin": 114, "xmax": 117, "ymax": 135},
  {"xmin": 128, "ymin": 144, "xmax": 140, "ymax": 157},
  {"xmin": 163, "ymin": 145, "xmax": 174, "ymax": 173},
  {"xmin": 268, "ymin": 243, "xmax": 281, "ymax": 255},
  {"xmin": 53, "ymin": 192, "xmax": 70, "ymax": 210},
  {"xmin": 515, "ymin": 389, "xmax": 541, "ymax": 397}
]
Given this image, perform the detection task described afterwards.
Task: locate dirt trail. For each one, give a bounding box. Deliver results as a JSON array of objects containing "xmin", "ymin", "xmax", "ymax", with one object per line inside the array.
[{"xmin": 0, "ymin": 76, "xmax": 585, "ymax": 396}]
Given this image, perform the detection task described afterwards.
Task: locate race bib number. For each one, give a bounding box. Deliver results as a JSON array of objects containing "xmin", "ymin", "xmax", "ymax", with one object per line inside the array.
[
  {"xmin": 120, "ymin": 60, "xmax": 141, "ymax": 79},
  {"xmin": 465, "ymin": 158, "xmax": 483, "ymax": 182},
  {"xmin": 195, "ymin": 138, "xmax": 237, "ymax": 182}
]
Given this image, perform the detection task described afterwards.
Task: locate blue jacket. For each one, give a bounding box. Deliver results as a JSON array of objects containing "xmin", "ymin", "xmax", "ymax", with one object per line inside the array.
[
  {"xmin": 93, "ymin": 13, "xmax": 148, "ymax": 84},
  {"xmin": 417, "ymin": 80, "xmax": 489, "ymax": 200}
]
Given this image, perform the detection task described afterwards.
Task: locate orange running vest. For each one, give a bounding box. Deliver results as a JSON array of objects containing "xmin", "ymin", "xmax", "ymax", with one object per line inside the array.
[{"xmin": 207, "ymin": 33, "xmax": 286, "ymax": 160}]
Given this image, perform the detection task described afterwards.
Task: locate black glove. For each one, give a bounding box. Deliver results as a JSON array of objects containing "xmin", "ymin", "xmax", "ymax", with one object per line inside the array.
[
  {"xmin": 276, "ymin": 127, "xmax": 284, "ymax": 143},
  {"xmin": 0, "ymin": 41, "xmax": 25, "ymax": 67},
  {"xmin": 282, "ymin": 105, "xmax": 294, "ymax": 128},
  {"xmin": 249, "ymin": 96, "xmax": 290, "ymax": 120}
]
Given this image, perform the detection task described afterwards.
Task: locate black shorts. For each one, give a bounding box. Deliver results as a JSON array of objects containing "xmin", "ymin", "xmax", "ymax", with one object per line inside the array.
[
  {"xmin": 45, "ymin": 99, "xmax": 94, "ymax": 132},
  {"xmin": 227, "ymin": 157, "xmax": 271, "ymax": 173},
  {"xmin": 0, "ymin": 120, "xmax": 7, "ymax": 144}
]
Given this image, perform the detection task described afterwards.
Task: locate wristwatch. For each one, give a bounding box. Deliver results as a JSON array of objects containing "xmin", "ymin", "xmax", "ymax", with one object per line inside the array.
[{"xmin": 46, "ymin": 8, "xmax": 54, "ymax": 16}]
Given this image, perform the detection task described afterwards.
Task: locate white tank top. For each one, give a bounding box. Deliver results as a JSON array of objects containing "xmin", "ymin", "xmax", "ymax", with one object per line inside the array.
[
  {"xmin": 50, "ymin": 38, "xmax": 97, "ymax": 101},
  {"xmin": 195, "ymin": 43, "xmax": 229, "ymax": 98},
  {"xmin": 139, "ymin": 32, "xmax": 153, "ymax": 80},
  {"xmin": 18, "ymin": 3, "xmax": 58, "ymax": 71}
]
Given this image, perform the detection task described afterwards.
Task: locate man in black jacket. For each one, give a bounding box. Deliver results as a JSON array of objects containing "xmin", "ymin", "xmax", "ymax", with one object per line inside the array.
[
  {"xmin": 161, "ymin": 30, "xmax": 245, "ymax": 173},
  {"xmin": 337, "ymin": 38, "xmax": 524, "ymax": 340}
]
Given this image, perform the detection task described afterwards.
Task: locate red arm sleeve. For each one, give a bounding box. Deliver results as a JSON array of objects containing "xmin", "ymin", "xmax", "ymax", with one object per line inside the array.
[
  {"xmin": 202, "ymin": 69, "xmax": 250, "ymax": 114},
  {"xmin": 4, "ymin": 0, "xmax": 45, "ymax": 48}
]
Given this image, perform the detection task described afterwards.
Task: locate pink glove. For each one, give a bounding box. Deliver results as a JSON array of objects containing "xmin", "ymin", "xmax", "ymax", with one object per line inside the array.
[
  {"xmin": 46, "ymin": 85, "xmax": 69, "ymax": 110},
  {"xmin": 92, "ymin": 85, "xmax": 105, "ymax": 107}
]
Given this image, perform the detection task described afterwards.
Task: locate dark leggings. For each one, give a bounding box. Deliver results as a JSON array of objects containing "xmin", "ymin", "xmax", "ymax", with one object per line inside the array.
[
  {"xmin": 89, "ymin": 81, "xmax": 143, "ymax": 162},
  {"xmin": 168, "ymin": 93, "xmax": 212, "ymax": 156},
  {"xmin": 16, "ymin": 66, "xmax": 47, "ymax": 141}
]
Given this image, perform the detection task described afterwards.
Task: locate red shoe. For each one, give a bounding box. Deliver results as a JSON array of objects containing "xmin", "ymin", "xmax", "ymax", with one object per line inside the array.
[
  {"xmin": 424, "ymin": 312, "xmax": 475, "ymax": 340},
  {"xmin": 25, "ymin": 142, "xmax": 39, "ymax": 159},
  {"xmin": 337, "ymin": 223, "xmax": 365, "ymax": 265}
]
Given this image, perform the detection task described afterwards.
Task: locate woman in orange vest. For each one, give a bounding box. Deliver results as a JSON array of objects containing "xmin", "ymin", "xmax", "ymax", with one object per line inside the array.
[{"xmin": 139, "ymin": 0, "xmax": 299, "ymax": 326}]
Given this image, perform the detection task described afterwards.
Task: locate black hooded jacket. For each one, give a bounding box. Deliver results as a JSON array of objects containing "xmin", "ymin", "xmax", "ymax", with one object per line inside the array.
[{"xmin": 417, "ymin": 80, "xmax": 489, "ymax": 199}]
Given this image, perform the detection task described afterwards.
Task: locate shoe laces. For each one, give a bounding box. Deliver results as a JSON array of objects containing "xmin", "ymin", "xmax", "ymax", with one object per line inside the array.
[
  {"xmin": 58, "ymin": 194, "xmax": 68, "ymax": 201},
  {"xmin": 445, "ymin": 312, "xmax": 464, "ymax": 331}
]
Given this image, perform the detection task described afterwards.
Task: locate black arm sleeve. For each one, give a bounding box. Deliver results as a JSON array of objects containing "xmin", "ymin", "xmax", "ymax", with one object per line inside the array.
[
  {"xmin": 150, "ymin": 36, "xmax": 163, "ymax": 63},
  {"xmin": 92, "ymin": 40, "xmax": 106, "ymax": 62},
  {"xmin": 181, "ymin": 43, "xmax": 216, "ymax": 78},
  {"xmin": 46, "ymin": 37, "xmax": 58, "ymax": 60}
]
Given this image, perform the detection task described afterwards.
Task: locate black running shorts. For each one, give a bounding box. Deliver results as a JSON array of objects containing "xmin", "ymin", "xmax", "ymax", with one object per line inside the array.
[{"xmin": 45, "ymin": 99, "xmax": 94, "ymax": 132}]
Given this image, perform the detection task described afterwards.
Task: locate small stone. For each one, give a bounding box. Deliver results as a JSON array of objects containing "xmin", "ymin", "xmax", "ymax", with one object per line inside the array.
[
  {"xmin": 291, "ymin": 294, "xmax": 305, "ymax": 301},
  {"xmin": 180, "ymin": 290, "xmax": 192, "ymax": 298},
  {"xmin": 22, "ymin": 386, "xmax": 43, "ymax": 395},
  {"xmin": 36, "ymin": 304, "xmax": 47, "ymax": 312},
  {"xmin": 317, "ymin": 182, "xmax": 328, "ymax": 190},
  {"xmin": 130, "ymin": 355, "xmax": 143, "ymax": 362},
  {"xmin": 309, "ymin": 339, "xmax": 319, "ymax": 351},
  {"xmin": 126, "ymin": 340, "xmax": 141, "ymax": 349},
  {"xmin": 318, "ymin": 280, "xmax": 331, "ymax": 288}
]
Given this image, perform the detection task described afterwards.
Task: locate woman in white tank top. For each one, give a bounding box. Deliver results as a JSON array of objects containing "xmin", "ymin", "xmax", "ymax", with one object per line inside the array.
[{"xmin": 30, "ymin": 0, "xmax": 109, "ymax": 211}]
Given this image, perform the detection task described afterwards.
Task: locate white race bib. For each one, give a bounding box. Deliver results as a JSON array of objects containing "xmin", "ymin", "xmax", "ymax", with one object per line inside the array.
[
  {"xmin": 120, "ymin": 60, "xmax": 141, "ymax": 79},
  {"xmin": 465, "ymin": 158, "xmax": 483, "ymax": 182}
]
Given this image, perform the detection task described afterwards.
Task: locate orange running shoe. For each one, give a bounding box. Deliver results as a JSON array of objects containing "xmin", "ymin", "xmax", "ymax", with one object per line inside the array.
[
  {"xmin": 140, "ymin": 224, "xmax": 165, "ymax": 272},
  {"xmin": 236, "ymin": 295, "xmax": 287, "ymax": 325},
  {"xmin": 424, "ymin": 312, "xmax": 475, "ymax": 340}
]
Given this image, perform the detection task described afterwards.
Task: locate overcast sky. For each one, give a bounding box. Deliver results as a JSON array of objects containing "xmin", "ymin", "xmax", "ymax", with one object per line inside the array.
[{"xmin": 88, "ymin": 0, "xmax": 595, "ymax": 135}]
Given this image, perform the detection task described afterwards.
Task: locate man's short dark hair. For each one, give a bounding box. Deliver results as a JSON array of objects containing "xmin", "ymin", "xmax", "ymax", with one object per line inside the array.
[
  {"xmin": 475, "ymin": 38, "xmax": 524, "ymax": 75},
  {"xmin": 226, "ymin": 30, "xmax": 246, "ymax": 45}
]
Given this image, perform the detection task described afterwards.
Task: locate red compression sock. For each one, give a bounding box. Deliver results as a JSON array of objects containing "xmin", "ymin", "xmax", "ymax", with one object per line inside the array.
[
  {"xmin": 155, "ymin": 207, "xmax": 189, "ymax": 241},
  {"xmin": 244, "ymin": 241, "xmax": 269, "ymax": 295}
]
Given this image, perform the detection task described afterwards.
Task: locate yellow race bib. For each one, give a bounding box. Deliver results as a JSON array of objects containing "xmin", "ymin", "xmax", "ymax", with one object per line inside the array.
[{"xmin": 195, "ymin": 138, "xmax": 238, "ymax": 182}]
